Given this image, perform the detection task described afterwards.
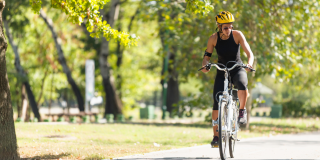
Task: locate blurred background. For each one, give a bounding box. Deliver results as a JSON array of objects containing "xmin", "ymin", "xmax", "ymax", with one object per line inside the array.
[{"xmin": 4, "ymin": 0, "xmax": 320, "ymax": 124}]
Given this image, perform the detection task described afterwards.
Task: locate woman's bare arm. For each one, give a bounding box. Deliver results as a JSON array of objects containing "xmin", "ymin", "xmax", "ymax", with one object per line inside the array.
[
  {"xmin": 235, "ymin": 31, "xmax": 254, "ymax": 69},
  {"xmin": 202, "ymin": 34, "xmax": 217, "ymax": 73}
]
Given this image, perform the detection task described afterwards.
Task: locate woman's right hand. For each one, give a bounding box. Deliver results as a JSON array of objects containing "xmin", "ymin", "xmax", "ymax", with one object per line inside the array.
[{"xmin": 201, "ymin": 65, "xmax": 210, "ymax": 73}]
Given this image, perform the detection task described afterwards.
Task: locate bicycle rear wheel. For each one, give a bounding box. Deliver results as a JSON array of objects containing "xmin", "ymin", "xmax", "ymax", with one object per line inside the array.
[
  {"xmin": 229, "ymin": 101, "xmax": 239, "ymax": 158},
  {"xmin": 218, "ymin": 101, "xmax": 228, "ymax": 160}
]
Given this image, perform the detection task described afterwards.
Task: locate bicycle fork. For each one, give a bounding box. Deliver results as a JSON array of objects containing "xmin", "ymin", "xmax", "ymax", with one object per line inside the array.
[
  {"xmin": 227, "ymin": 96, "xmax": 233, "ymax": 135},
  {"xmin": 229, "ymin": 100, "xmax": 239, "ymax": 137}
]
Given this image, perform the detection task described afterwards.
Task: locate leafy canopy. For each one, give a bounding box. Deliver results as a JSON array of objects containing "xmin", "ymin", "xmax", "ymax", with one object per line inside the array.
[
  {"xmin": 30, "ymin": 0, "xmax": 139, "ymax": 47},
  {"xmin": 29, "ymin": 0, "xmax": 214, "ymax": 47}
]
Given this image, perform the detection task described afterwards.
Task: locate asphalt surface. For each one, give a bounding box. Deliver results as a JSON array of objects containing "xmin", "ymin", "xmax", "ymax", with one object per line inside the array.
[{"xmin": 115, "ymin": 131, "xmax": 320, "ymax": 160}]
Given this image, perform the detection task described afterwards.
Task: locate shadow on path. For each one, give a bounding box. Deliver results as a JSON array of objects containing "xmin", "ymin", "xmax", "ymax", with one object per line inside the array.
[
  {"xmin": 114, "ymin": 158, "xmax": 316, "ymax": 160},
  {"xmin": 21, "ymin": 153, "xmax": 71, "ymax": 159}
]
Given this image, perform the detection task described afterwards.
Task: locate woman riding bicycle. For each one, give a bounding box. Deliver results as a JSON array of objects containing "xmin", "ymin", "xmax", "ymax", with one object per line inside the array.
[{"xmin": 201, "ymin": 11, "xmax": 254, "ymax": 147}]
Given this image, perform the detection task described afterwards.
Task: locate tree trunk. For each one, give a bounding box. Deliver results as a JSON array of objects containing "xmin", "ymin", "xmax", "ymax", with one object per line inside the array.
[
  {"xmin": 4, "ymin": 19, "xmax": 41, "ymax": 121},
  {"xmin": 37, "ymin": 67, "xmax": 49, "ymax": 106},
  {"xmin": 21, "ymin": 84, "xmax": 29, "ymax": 121},
  {"xmin": 40, "ymin": 10, "xmax": 85, "ymax": 112},
  {"xmin": 15, "ymin": 81, "xmax": 21, "ymax": 117},
  {"xmin": 100, "ymin": 0, "xmax": 123, "ymax": 118},
  {"xmin": 0, "ymin": 1, "xmax": 19, "ymax": 158},
  {"xmin": 24, "ymin": 81, "xmax": 40, "ymax": 120},
  {"xmin": 114, "ymin": 5, "xmax": 139, "ymax": 99},
  {"xmin": 166, "ymin": 52, "xmax": 180, "ymax": 116},
  {"xmin": 116, "ymin": 26, "xmax": 123, "ymax": 99},
  {"xmin": 116, "ymin": 42, "xmax": 123, "ymax": 99},
  {"xmin": 167, "ymin": 76, "xmax": 180, "ymax": 115},
  {"xmin": 158, "ymin": 8, "xmax": 180, "ymax": 116},
  {"xmin": 100, "ymin": 38, "xmax": 123, "ymax": 117}
]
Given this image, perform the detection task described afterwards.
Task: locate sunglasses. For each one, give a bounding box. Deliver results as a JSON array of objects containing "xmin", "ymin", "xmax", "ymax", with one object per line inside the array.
[{"xmin": 223, "ymin": 26, "xmax": 233, "ymax": 30}]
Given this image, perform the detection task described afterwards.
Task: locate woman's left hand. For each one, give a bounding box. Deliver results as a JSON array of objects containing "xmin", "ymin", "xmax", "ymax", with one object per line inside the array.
[{"xmin": 245, "ymin": 64, "xmax": 253, "ymax": 72}]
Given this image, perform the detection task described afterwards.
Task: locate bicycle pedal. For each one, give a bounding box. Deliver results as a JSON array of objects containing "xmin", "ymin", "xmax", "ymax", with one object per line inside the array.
[{"xmin": 211, "ymin": 144, "xmax": 219, "ymax": 148}]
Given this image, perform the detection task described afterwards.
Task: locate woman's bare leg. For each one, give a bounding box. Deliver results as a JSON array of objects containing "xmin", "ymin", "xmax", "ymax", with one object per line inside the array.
[
  {"xmin": 212, "ymin": 110, "xmax": 219, "ymax": 136},
  {"xmin": 237, "ymin": 90, "xmax": 248, "ymax": 109}
]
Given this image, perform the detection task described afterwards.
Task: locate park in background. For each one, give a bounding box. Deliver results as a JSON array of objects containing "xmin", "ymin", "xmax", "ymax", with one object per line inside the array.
[{"xmin": 1, "ymin": 0, "xmax": 320, "ymax": 158}]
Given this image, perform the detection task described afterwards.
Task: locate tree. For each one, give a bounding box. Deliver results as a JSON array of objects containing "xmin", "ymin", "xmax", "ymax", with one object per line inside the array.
[
  {"xmin": 79, "ymin": 0, "xmax": 124, "ymax": 118},
  {"xmin": 3, "ymin": 0, "xmax": 42, "ymax": 121},
  {"xmin": 138, "ymin": 1, "xmax": 214, "ymax": 116},
  {"xmin": 40, "ymin": 9, "xmax": 85, "ymax": 112},
  {"xmin": 0, "ymin": 0, "xmax": 20, "ymax": 159},
  {"xmin": 99, "ymin": 0, "xmax": 123, "ymax": 117}
]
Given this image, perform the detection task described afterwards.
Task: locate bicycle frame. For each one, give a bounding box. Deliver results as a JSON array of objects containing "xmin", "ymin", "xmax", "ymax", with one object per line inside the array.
[{"xmin": 211, "ymin": 63, "xmax": 240, "ymax": 135}]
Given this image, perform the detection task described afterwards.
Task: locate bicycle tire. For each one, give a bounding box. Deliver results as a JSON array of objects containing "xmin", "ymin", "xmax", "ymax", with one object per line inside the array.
[
  {"xmin": 219, "ymin": 100, "xmax": 228, "ymax": 160},
  {"xmin": 229, "ymin": 100, "xmax": 239, "ymax": 158}
]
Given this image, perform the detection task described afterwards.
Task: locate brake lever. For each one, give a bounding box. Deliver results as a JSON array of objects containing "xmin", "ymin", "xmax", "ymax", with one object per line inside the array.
[
  {"xmin": 198, "ymin": 67, "xmax": 204, "ymax": 71},
  {"xmin": 242, "ymin": 64, "xmax": 256, "ymax": 72},
  {"xmin": 198, "ymin": 63, "xmax": 212, "ymax": 71},
  {"xmin": 205, "ymin": 63, "xmax": 212, "ymax": 70}
]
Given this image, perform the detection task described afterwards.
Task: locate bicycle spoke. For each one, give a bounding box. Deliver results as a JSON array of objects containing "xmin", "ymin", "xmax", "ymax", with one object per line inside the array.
[
  {"xmin": 229, "ymin": 102, "xmax": 239, "ymax": 158},
  {"xmin": 219, "ymin": 102, "xmax": 228, "ymax": 160}
]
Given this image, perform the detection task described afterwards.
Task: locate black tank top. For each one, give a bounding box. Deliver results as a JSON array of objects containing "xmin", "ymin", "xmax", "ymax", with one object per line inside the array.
[{"xmin": 215, "ymin": 30, "xmax": 243, "ymax": 74}]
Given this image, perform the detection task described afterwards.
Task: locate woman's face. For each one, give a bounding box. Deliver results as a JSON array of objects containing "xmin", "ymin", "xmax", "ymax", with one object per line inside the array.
[{"xmin": 221, "ymin": 23, "xmax": 233, "ymax": 36}]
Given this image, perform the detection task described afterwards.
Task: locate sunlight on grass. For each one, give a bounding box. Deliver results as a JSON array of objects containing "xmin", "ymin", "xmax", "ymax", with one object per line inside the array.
[
  {"xmin": 16, "ymin": 117, "xmax": 320, "ymax": 159},
  {"xmin": 238, "ymin": 117, "xmax": 320, "ymax": 139}
]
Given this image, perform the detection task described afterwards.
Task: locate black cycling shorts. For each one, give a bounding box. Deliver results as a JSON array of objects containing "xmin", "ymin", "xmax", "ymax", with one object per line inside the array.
[{"xmin": 212, "ymin": 68, "xmax": 248, "ymax": 110}]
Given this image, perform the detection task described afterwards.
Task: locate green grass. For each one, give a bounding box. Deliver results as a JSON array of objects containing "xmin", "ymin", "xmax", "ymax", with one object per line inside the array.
[
  {"xmin": 247, "ymin": 117, "xmax": 320, "ymax": 136},
  {"xmin": 15, "ymin": 117, "xmax": 320, "ymax": 159}
]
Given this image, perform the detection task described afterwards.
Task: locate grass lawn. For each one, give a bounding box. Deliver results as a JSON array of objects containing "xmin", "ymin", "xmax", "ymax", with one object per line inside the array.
[{"xmin": 16, "ymin": 117, "xmax": 320, "ymax": 159}]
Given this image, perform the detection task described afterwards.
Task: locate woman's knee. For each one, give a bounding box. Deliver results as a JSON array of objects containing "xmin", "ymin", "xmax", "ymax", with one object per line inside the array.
[{"xmin": 236, "ymin": 71, "xmax": 248, "ymax": 90}]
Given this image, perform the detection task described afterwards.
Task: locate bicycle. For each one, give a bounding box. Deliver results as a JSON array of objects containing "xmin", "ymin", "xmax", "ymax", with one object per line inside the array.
[{"xmin": 198, "ymin": 61, "xmax": 255, "ymax": 160}]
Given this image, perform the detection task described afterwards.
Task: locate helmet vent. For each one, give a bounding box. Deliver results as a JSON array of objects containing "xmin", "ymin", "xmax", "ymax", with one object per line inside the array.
[{"xmin": 216, "ymin": 11, "xmax": 234, "ymax": 24}]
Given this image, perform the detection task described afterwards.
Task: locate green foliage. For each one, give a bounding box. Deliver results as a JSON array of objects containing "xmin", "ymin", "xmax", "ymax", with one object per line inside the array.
[
  {"xmin": 6, "ymin": 6, "xmax": 92, "ymax": 107},
  {"xmin": 136, "ymin": 0, "xmax": 320, "ymax": 117},
  {"xmin": 185, "ymin": 0, "xmax": 214, "ymax": 16},
  {"xmin": 261, "ymin": 75, "xmax": 320, "ymax": 117},
  {"xmin": 29, "ymin": 0, "xmax": 42, "ymax": 13},
  {"xmin": 110, "ymin": 15, "xmax": 163, "ymax": 112},
  {"xmin": 30, "ymin": 0, "xmax": 139, "ymax": 47}
]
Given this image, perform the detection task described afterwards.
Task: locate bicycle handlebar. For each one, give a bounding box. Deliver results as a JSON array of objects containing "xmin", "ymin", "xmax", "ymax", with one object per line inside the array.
[{"xmin": 198, "ymin": 62, "xmax": 256, "ymax": 72}]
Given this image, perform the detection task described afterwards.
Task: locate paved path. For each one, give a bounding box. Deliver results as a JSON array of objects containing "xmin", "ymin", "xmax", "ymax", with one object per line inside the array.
[{"xmin": 116, "ymin": 131, "xmax": 320, "ymax": 160}]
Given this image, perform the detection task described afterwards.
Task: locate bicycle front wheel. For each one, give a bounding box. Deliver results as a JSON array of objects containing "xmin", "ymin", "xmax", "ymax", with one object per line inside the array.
[
  {"xmin": 218, "ymin": 100, "xmax": 228, "ymax": 160},
  {"xmin": 229, "ymin": 101, "xmax": 239, "ymax": 158}
]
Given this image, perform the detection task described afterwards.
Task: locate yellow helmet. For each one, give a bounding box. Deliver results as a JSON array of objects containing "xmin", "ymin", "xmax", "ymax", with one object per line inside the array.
[{"xmin": 215, "ymin": 11, "xmax": 234, "ymax": 24}]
